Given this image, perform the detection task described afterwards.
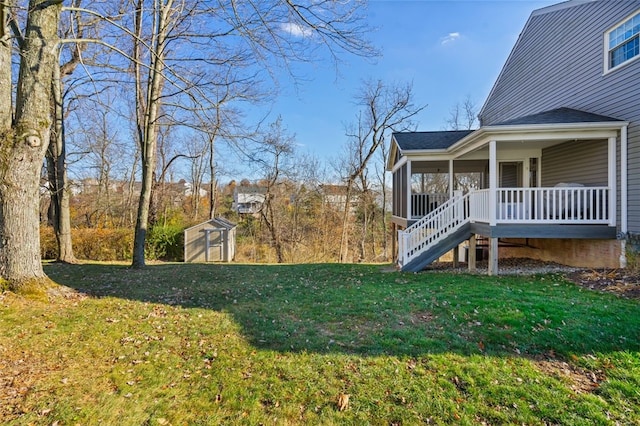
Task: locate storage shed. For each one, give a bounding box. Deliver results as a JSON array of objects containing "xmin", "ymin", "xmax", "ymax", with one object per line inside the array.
[{"xmin": 184, "ymin": 218, "xmax": 237, "ymax": 262}]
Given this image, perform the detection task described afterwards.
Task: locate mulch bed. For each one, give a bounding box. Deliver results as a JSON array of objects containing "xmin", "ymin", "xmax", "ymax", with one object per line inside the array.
[{"xmin": 564, "ymin": 268, "xmax": 640, "ymax": 299}]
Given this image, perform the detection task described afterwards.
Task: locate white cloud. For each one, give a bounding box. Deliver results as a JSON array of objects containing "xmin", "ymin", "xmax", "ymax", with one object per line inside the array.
[
  {"xmin": 441, "ymin": 32, "xmax": 461, "ymax": 45},
  {"xmin": 281, "ymin": 22, "xmax": 314, "ymax": 38}
]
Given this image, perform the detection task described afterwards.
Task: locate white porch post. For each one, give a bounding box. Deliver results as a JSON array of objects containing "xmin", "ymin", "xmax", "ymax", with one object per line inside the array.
[
  {"xmin": 406, "ymin": 160, "xmax": 412, "ymax": 219},
  {"xmin": 537, "ymin": 156, "xmax": 542, "ymax": 187},
  {"xmin": 608, "ymin": 137, "xmax": 617, "ymax": 227},
  {"xmin": 489, "ymin": 141, "xmax": 497, "ymax": 226},
  {"xmin": 523, "ymin": 158, "xmax": 530, "ymax": 188},
  {"xmin": 449, "ymin": 159, "xmax": 454, "ymax": 199},
  {"xmin": 488, "ymin": 140, "xmax": 498, "ymax": 276}
]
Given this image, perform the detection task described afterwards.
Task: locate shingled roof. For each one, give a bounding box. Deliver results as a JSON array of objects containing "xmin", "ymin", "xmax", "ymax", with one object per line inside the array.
[
  {"xmin": 392, "ymin": 130, "xmax": 474, "ymax": 151},
  {"xmin": 493, "ymin": 107, "xmax": 623, "ymax": 126}
]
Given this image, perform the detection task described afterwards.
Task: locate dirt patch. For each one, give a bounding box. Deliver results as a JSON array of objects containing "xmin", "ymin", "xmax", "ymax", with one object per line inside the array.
[
  {"xmin": 564, "ymin": 269, "xmax": 640, "ymax": 299},
  {"xmin": 534, "ymin": 358, "xmax": 605, "ymax": 394},
  {"xmin": 409, "ymin": 311, "xmax": 438, "ymax": 324}
]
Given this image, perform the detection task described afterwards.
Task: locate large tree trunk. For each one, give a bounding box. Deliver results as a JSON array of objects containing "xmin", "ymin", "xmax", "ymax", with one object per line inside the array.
[
  {"xmin": 131, "ymin": 0, "xmax": 171, "ymax": 268},
  {"xmin": 47, "ymin": 49, "xmax": 76, "ymax": 263},
  {"xmin": 0, "ymin": 0, "xmax": 61, "ymax": 289}
]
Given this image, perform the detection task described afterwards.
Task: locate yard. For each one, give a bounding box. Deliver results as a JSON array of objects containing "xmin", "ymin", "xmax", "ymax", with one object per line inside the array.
[{"xmin": 1, "ymin": 262, "xmax": 639, "ymax": 424}]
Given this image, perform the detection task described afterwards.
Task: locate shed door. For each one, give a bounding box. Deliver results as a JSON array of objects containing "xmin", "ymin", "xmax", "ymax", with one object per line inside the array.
[{"xmin": 207, "ymin": 230, "xmax": 223, "ymax": 262}]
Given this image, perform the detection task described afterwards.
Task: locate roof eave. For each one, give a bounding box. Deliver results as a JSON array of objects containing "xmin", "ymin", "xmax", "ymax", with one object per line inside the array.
[
  {"xmin": 483, "ymin": 120, "xmax": 628, "ymax": 133},
  {"xmin": 447, "ymin": 120, "xmax": 628, "ymax": 155},
  {"xmin": 400, "ymin": 148, "xmax": 449, "ymax": 156}
]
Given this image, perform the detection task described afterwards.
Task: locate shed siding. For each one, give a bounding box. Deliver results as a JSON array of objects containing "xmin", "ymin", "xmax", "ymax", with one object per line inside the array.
[
  {"xmin": 184, "ymin": 222, "xmax": 210, "ymax": 262},
  {"xmin": 481, "ymin": 0, "xmax": 640, "ymax": 232},
  {"xmin": 184, "ymin": 219, "xmax": 236, "ymax": 262}
]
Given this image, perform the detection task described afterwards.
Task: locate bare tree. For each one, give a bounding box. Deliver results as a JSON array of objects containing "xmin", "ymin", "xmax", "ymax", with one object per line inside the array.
[
  {"xmin": 445, "ymin": 96, "xmax": 482, "ymax": 192},
  {"xmin": 127, "ymin": 0, "xmax": 375, "ymax": 268},
  {"xmin": 185, "ymin": 134, "xmax": 208, "ymax": 220},
  {"xmin": 0, "ymin": 0, "xmax": 376, "ymax": 283},
  {"xmin": 256, "ymin": 118, "xmax": 296, "ymax": 263},
  {"xmin": 339, "ymin": 79, "xmax": 426, "ymax": 262},
  {"xmin": 375, "ymin": 136, "xmax": 391, "ymax": 260},
  {"xmin": 47, "ymin": 48, "xmax": 77, "ymax": 263},
  {"xmin": 445, "ymin": 95, "xmax": 478, "ymax": 130},
  {"xmin": 45, "ymin": 0, "xmax": 103, "ymax": 263}
]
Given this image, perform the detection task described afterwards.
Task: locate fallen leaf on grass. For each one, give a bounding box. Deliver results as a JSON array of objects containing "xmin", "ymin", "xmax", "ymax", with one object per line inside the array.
[{"xmin": 336, "ymin": 393, "xmax": 349, "ymax": 411}]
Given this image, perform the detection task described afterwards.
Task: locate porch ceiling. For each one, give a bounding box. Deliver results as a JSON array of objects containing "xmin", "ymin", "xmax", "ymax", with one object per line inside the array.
[
  {"xmin": 411, "ymin": 159, "xmax": 487, "ymax": 173},
  {"xmin": 455, "ymin": 137, "xmax": 578, "ymax": 160}
]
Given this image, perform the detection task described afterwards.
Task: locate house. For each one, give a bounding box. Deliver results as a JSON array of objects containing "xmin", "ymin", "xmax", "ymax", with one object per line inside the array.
[
  {"xmin": 232, "ymin": 186, "xmax": 267, "ymax": 214},
  {"xmin": 389, "ymin": 0, "xmax": 638, "ymax": 274},
  {"xmin": 319, "ymin": 184, "xmax": 360, "ymax": 212}
]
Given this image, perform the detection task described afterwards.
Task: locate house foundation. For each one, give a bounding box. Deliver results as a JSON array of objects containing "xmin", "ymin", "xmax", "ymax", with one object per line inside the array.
[{"xmin": 497, "ymin": 238, "xmax": 622, "ymax": 269}]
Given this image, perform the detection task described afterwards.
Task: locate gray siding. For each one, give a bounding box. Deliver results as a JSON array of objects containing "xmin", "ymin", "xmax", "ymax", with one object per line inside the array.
[
  {"xmin": 541, "ymin": 140, "xmax": 608, "ymax": 187},
  {"xmin": 481, "ymin": 0, "xmax": 640, "ymax": 232}
]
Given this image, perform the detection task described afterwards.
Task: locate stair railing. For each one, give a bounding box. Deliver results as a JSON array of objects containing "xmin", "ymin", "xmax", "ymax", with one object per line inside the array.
[{"xmin": 398, "ymin": 191, "xmax": 470, "ymax": 268}]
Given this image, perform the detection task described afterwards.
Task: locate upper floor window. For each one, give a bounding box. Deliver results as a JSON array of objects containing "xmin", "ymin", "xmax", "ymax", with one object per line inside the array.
[{"xmin": 607, "ymin": 11, "xmax": 640, "ymax": 71}]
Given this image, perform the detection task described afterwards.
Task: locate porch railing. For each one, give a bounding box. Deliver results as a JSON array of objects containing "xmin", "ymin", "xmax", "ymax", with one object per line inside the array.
[
  {"xmin": 398, "ymin": 186, "xmax": 611, "ymax": 269},
  {"xmin": 399, "ymin": 192, "xmax": 469, "ymax": 268},
  {"xmin": 468, "ymin": 187, "xmax": 610, "ymax": 224},
  {"xmin": 411, "ymin": 193, "xmax": 449, "ymax": 218},
  {"xmin": 469, "ymin": 189, "xmax": 490, "ymax": 222}
]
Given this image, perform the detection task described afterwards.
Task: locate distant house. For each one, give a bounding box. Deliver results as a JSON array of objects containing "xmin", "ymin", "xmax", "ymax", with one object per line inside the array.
[
  {"xmin": 389, "ymin": 0, "xmax": 638, "ymax": 274},
  {"xmin": 319, "ymin": 184, "xmax": 349, "ymax": 211},
  {"xmin": 183, "ymin": 181, "xmax": 208, "ymax": 198},
  {"xmin": 232, "ymin": 186, "xmax": 266, "ymax": 214}
]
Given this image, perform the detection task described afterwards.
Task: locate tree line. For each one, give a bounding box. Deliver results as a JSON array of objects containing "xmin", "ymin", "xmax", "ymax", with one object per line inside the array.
[{"xmin": 0, "ymin": 0, "xmax": 438, "ymax": 291}]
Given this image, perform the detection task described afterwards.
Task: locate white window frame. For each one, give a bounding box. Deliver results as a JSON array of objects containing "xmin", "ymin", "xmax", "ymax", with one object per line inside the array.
[{"xmin": 604, "ymin": 9, "xmax": 640, "ymax": 74}]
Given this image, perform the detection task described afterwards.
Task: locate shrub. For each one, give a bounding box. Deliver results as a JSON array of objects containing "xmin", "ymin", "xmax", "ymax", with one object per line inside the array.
[
  {"xmin": 146, "ymin": 224, "xmax": 184, "ymax": 261},
  {"xmin": 74, "ymin": 228, "xmax": 133, "ymax": 261},
  {"xmin": 40, "ymin": 227, "xmax": 134, "ymax": 261},
  {"xmin": 627, "ymin": 233, "xmax": 640, "ymax": 274},
  {"xmin": 40, "ymin": 227, "xmax": 58, "ymax": 260}
]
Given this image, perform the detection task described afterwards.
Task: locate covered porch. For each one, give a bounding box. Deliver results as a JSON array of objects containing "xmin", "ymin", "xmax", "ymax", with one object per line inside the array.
[{"xmin": 388, "ymin": 108, "xmax": 628, "ymax": 274}]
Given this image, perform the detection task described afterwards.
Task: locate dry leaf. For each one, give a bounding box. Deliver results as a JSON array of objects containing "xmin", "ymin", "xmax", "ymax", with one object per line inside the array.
[{"xmin": 336, "ymin": 393, "xmax": 349, "ymax": 411}]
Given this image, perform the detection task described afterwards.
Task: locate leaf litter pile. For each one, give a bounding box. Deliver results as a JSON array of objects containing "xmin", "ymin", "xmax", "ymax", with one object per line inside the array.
[
  {"xmin": 565, "ymin": 268, "xmax": 640, "ymax": 299},
  {"xmin": 1, "ymin": 262, "xmax": 639, "ymax": 424}
]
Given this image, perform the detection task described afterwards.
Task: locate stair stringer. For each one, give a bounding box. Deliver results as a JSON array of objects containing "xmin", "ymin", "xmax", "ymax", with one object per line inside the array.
[{"xmin": 400, "ymin": 223, "xmax": 472, "ymax": 272}]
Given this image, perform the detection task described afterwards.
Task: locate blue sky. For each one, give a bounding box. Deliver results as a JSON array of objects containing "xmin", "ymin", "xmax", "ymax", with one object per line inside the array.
[{"xmin": 258, "ymin": 0, "xmax": 558, "ymax": 168}]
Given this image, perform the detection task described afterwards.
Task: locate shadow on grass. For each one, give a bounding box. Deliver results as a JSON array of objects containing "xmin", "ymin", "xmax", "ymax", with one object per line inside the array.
[{"xmin": 44, "ymin": 262, "xmax": 640, "ymax": 359}]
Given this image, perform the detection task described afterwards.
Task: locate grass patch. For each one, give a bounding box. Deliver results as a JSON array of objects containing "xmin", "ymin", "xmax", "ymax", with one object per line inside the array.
[{"xmin": 1, "ymin": 262, "xmax": 639, "ymax": 424}]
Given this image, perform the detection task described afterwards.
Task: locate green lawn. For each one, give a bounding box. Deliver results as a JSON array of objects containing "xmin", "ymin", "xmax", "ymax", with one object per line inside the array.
[{"xmin": 1, "ymin": 262, "xmax": 639, "ymax": 424}]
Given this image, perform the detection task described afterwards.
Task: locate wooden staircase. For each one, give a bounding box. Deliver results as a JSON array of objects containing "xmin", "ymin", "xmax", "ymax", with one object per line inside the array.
[{"xmin": 398, "ymin": 192, "xmax": 472, "ymax": 272}]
